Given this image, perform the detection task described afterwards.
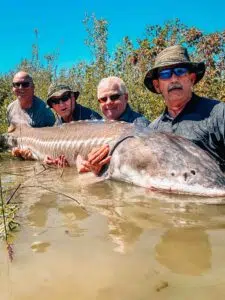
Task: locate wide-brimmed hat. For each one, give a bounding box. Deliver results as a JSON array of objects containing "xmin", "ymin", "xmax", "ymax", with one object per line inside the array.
[
  {"xmin": 47, "ymin": 83, "xmax": 80, "ymax": 107},
  {"xmin": 144, "ymin": 45, "xmax": 206, "ymax": 93}
]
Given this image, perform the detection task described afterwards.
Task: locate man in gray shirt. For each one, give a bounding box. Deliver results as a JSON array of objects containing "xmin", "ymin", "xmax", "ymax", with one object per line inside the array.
[
  {"xmin": 7, "ymin": 71, "xmax": 55, "ymax": 127},
  {"xmin": 144, "ymin": 44, "xmax": 225, "ymax": 171}
]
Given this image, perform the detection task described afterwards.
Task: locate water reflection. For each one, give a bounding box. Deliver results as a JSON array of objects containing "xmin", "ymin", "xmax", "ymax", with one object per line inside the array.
[
  {"xmin": 155, "ymin": 227, "xmax": 212, "ymax": 275},
  {"xmin": 1, "ymin": 160, "xmax": 225, "ymax": 299},
  {"xmin": 58, "ymin": 204, "xmax": 89, "ymax": 237},
  {"xmin": 27, "ymin": 194, "xmax": 57, "ymax": 227}
]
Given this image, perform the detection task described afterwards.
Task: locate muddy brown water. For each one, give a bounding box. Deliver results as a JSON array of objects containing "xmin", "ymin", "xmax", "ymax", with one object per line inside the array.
[{"xmin": 1, "ymin": 159, "xmax": 225, "ymax": 300}]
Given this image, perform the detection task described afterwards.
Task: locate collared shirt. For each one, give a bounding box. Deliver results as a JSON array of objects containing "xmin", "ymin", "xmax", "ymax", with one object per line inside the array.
[
  {"xmin": 149, "ymin": 93, "xmax": 225, "ymax": 170},
  {"xmin": 117, "ymin": 104, "xmax": 150, "ymax": 125},
  {"xmin": 55, "ymin": 103, "xmax": 102, "ymax": 125},
  {"xmin": 7, "ymin": 96, "xmax": 55, "ymax": 127}
]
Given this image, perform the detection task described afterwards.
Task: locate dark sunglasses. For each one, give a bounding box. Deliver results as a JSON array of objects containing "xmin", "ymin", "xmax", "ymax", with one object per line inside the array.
[
  {"xmin": 158, "ymin": 67, "xmax": 189, "ymax": 80},
  {"xmin": 12, "ymin": 81, "xmax": 31, "ymax": 88},
  {"xmin": 98, "ymin": 93, "xmax": 122, "ymax": 103},
  {"xmin": 50, "ymin": 92, "xmax": 71, "ymax": 105}
]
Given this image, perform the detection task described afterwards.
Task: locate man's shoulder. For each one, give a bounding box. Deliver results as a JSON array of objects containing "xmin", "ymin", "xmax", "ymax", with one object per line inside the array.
[
  {"xmin": 197, "ymin": 94, "xmax": 225, "ymax": 114},
  {"xmin": 75, "ymin": 103, "xmax": 102, "ymax": 120},
  {"xmin": 33, "ymin": 96, "xmax": 48, "ymax": 107},
  {"xmin": 119, "ymin": 104, "xmax": 150, "ymax": 124},
  {"xmin": 194, "ymin": 94, "xmax": 221, "ymax": 108},
  {"xmin": 31, "ymin": 96, "xmax": 55, "ymax": 126}
]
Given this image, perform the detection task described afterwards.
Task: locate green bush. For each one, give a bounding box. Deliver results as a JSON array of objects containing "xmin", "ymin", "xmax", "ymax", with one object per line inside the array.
[{"xmin": 0, "ymin": 18, "xmax": 224, "ymax": 134}]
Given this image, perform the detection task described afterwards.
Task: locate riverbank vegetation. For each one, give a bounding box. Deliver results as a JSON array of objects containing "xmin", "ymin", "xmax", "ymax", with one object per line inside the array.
[{"xmin": 0, "ymin": 16, "xmax": 224, "ymax": 134}]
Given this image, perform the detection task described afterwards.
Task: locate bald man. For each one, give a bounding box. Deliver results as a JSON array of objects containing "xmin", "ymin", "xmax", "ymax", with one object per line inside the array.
[{"xmin": 7, "ymin": 71, "xmax": 55, "ymax": 127}]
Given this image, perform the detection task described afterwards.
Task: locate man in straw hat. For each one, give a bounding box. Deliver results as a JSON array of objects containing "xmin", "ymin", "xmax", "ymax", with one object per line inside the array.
[
  {"xmin": 144, "ymin": 44, "xmax": 221, "ymax": 127},
  {"xmin": 143, "ymin": 44, "xmax": 225, "ymax": 171},
  {"xmin": 85, "ymin": 45, "xmax": 225, "ymax": 173}
]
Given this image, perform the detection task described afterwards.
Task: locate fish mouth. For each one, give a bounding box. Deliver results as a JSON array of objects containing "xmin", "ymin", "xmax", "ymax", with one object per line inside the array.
[{"xmin": 148, "ymin": 185, "xmax": 225, "ymax": 198}]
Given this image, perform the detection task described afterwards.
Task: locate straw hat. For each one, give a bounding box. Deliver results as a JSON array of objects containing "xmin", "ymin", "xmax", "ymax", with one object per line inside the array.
[{"xmin": 144, "ymin": 45, "xmax": 205, "ymax": 93}]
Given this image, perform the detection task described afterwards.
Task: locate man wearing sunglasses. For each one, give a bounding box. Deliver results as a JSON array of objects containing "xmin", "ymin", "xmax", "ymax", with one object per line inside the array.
[
  {"xmin": 97, "ymin": 76, "xmax": 149, "ymax": 124},
  {"xmin": 144, "ymin": 44, "xmax": 225, "ymax": 171},
  {"xmin": 75, "ymin": 76, "xmax": 150, "ymax": 173},
  {"xmin": 44, "ymin": 83, "xmax": 102, "ymax": 167},
  {"xmin": 85, "ymin": 45, "xmax": 225, "ymax": 174},
  {"xmin": 46, "ymin": 77, "xmax": 149, "ymax": 170},
  {"xmin": 144, "ymin": 44, "xmax": 208, "ymax": 124},
  {"xmin": 7, "ymin": 71, "xmax": 55, "ymax": 127},
  {"xmin": 47, "ymin": 83, "xmax": 102, "ymax": 125}
]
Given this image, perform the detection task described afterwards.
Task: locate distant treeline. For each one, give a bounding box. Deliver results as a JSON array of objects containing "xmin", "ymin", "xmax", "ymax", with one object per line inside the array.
[{"xmin": 0, "ymin": 16, "xmax": 224, "ymax": 133}]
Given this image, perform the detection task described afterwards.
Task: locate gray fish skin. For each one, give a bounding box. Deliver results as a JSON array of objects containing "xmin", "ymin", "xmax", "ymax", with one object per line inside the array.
[
  {"xmin": 3, "ymin": 121, "xmax": 225, "ymax": 197},
  {"xmin": 109, "ymin": 133, "xmax": 225, "ymax": 197}
]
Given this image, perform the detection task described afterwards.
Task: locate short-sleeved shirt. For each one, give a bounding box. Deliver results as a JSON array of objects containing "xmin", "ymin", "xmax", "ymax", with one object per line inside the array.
[
  {"xmin": 149, "ymin": 93, "xmax": 225, "ymax": 171},
  {"xmin": 117, "ymin": 104, "xmax": 150, "ymax": 125},
  {"xmin": 7, "ymin": 96, "xmax": 55, "ymax": 127},
  {"xmin": 54, "ymin": 103, "xmax": 102, "ymax": 125}
]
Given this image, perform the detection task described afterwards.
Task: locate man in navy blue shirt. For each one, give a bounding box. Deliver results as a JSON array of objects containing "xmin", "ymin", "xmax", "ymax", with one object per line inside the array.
[
  {"xmin": 47, "ymin": 83, "xmax": 102, "ymax": 124},
  {"xmin": 97, "ymin": 76, "xmax": 149, "ymax": 125}
]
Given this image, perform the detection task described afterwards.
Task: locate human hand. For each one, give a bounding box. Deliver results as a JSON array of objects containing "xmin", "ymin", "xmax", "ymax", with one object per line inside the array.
[
  {"xmin": 76, "ymin": 154, "xmax": 91, "ymax": 173},
  {"xmin": 44, "ymin": 155, "xmax": 70, "ymax": 168},
  {"xmin": 87, "ymin": 144, "xmax": 111, "ymax": 165},
  {"xmin": 76, "ymin": 145, "xmax": 111, "ymax": 175},
  {"xmin": 11, "ymin": 147, "xmax": 33, "ymax": 160},
  {"xmin": 88, "ymin": 144, "xmax": 111, "ymax": 175}
]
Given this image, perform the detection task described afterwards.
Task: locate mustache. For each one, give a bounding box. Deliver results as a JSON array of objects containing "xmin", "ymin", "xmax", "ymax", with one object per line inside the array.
[{"xmin": 168, "ymin": 83, "xmax": 183, "ymax": 92}]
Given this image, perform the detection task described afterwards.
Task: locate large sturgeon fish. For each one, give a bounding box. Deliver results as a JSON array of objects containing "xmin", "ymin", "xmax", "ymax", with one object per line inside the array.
[{"xmin": 1, "ymin": 120, "xmax": 225, "ymax": 197}]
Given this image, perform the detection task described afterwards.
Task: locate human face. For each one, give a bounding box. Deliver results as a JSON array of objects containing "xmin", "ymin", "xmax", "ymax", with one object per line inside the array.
[
  {"xmin": 51, "ymin": 92, "xmax": 75, "ymax": 122},
  {"xmin": 97, "ymin": 83, "xmax": 128, "ymax": 120},
  {"xmin": 153, "ymin": 65, "xmax": 196, "ymax": 109},
  {"xmin": 12, "ymin": 73, "xmax": 34, "ymax": 104}
]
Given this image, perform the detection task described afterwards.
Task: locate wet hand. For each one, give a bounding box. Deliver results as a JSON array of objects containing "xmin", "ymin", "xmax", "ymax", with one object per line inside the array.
[
  {"xmin": 76, "ymin": 145, "xmax": 111, "ymax": 175},
  {"xmin": 87, "ymin": 144, "xmax": 111, "ymax": 165},
  {"xmin": 44, "ymin": 155, "xmax": 70, "ymax": 168},
  {"xmin": 11, "ymin": 147, "xmax": 33, "ymax": 160},
  {"xmin": 76, "ymin": 154, "xmax": 91, "ymax": 173},
  {"xmin": 88, "ymin": 144, "xmax": 111, "ymax": 175}
]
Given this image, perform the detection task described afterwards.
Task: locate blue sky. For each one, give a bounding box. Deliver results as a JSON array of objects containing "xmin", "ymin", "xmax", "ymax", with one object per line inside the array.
[{"xmin": 1, "ymin": 0, "xmax": 224, "ymax": 73}]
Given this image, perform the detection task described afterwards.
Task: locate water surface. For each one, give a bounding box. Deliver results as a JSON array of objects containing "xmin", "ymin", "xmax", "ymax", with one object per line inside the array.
[{"xmin": 1, "ymin": 159, "xmax": 225, "ymax": 300}]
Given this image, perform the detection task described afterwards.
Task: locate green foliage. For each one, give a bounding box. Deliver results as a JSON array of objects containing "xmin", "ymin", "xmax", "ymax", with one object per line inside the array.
[{"xmin": 0, "ymin": 18, "xmax": 224, "ymax": 133}]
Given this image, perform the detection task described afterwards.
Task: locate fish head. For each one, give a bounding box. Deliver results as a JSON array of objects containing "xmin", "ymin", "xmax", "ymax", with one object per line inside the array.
[{"xmin": 108, "ymin": 133, "xmax": 225, "ymax": 197}]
